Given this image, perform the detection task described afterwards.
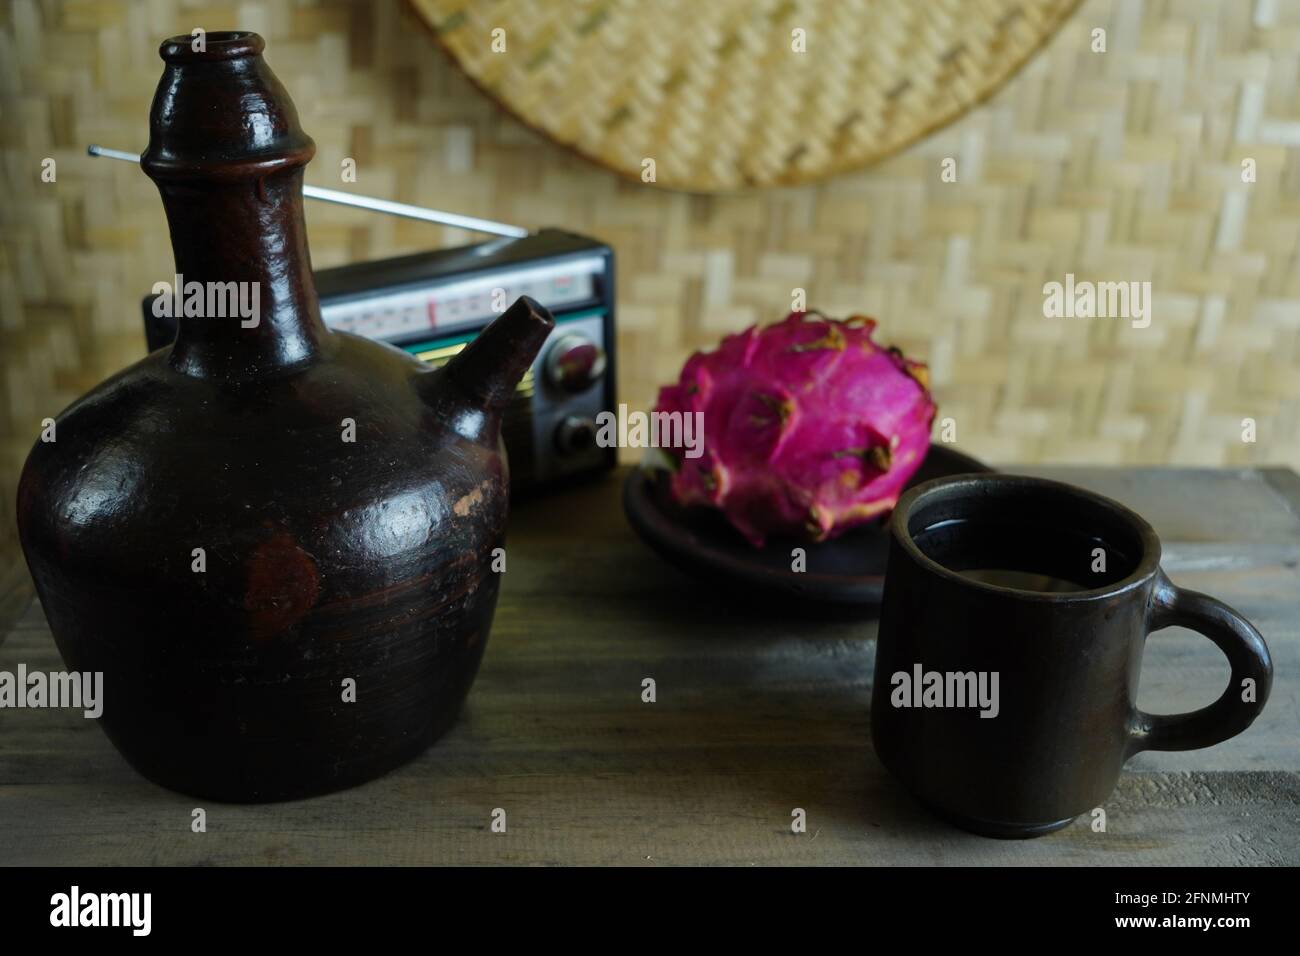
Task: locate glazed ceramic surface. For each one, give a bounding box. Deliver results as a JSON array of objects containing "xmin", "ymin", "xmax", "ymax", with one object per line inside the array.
[
  {"xmin": 17, "ymin": 32, "xmax": 554, "ymax": 800},
  {"xmin": 872, "ymin": 474, "xmax": 1273, "ymax": 837}
]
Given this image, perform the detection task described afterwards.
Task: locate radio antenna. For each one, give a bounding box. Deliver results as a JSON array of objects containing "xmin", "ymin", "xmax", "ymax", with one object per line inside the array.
[{"xmin": 87, "ymin": 144, "xmax": 529, "ymax": 239}]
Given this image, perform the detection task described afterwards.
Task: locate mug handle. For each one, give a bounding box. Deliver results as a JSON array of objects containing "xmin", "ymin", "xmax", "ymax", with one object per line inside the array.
[{"xmin": 1128, "ymin": 571, "xmax": 1273, "ymax": 754}]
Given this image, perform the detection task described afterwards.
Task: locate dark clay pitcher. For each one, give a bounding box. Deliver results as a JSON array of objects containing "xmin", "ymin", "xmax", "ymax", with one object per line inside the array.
[{"xmin": 16, "ymin": 32, "xmax": 554, "ymax": 801}]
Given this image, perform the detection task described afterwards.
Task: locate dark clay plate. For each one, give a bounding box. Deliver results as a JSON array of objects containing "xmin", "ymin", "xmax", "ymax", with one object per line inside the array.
[{"xmin": 623, "ymin": 446, "xmax": 992, "ymax": 608}]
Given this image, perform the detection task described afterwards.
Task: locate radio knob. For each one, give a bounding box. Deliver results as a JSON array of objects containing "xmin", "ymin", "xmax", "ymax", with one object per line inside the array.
[
  {"xmin": 544, "ymin": 333, "xmax": 606, "ymax": 393},
  {"xmin": 555, "ymin": 416, "xmax": 598, "ymax": 456}
]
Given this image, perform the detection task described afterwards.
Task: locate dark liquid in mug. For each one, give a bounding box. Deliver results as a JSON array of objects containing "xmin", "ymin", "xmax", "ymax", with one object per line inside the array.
[
  {"xmin": 912, "ymin": 518, "xmax": 1134, "ymax": 592},
  {"xmin": 956, "ymin": 568, "xmax": 1090, "ymax": 592}
]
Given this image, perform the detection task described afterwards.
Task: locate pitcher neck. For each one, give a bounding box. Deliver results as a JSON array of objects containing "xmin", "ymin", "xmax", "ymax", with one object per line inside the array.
[
  {"xmin": 141, "ymin": 31, "xmax": 328, "ymax": 380},
  {"xmin": 156, "ymin": 170, "xmax": 328, "ymax": 379}
]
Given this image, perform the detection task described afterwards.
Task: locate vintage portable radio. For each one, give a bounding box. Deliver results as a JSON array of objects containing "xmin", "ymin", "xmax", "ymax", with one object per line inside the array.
[{"xmin": 140, "ymin": 227, "xmax": 617, "ymax": 492}]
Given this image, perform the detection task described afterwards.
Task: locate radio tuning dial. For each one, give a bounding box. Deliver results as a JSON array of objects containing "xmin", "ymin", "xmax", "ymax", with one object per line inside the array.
[
  {"xmin": 544, "ymin": 332, "xmax": 606, "ymax": 393},
  {"xmin": 555, "ymin": 416, "xmax": 598, "ymax": 456}
]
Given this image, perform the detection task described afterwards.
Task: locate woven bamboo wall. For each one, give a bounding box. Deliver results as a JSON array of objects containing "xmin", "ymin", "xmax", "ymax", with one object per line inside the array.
[{"xmin": 3, "ymin": 0, "xmax": 1300, "ymax": 584}]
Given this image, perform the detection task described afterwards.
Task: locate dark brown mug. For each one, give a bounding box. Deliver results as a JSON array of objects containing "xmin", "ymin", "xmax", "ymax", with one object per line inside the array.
[{"xmin": 871, "ymin": 474, "xmax": 1273, "ymax": 838}]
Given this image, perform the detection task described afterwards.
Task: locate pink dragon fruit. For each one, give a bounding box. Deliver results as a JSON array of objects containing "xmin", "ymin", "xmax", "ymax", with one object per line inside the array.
[{"xmin": 654, "ymin": 311, "xmax": 936, "ymax": 547}]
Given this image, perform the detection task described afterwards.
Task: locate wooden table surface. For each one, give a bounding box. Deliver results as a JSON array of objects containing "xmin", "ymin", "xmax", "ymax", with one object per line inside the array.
[{"xmin": 2, "ymin": 465, "xmax": 1298, "ymax": 866}]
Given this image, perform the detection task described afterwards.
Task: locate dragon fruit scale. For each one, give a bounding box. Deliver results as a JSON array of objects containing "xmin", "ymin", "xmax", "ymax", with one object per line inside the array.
[{"xmin": 654, "ymin": 311, "xmax": 937, "ymax": 548}]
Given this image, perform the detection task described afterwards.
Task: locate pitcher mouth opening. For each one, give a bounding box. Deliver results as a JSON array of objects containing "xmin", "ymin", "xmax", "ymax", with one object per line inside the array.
[
  {"xmin": 160, "ymin": 31, "xmax": 264, "ymax": 63},
  {"xmin": 143, "ymin": 30, "xmax": 314, "ymax": 182},
  {"xmin": 891, "ymin": 473, "xmax": 1162, "ymax": 602}
]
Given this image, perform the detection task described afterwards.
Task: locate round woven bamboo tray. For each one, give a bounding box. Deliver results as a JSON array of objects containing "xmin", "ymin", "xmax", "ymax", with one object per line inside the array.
[{"xmin": 409, "ymin": 0, "xmax": 1082, "ymax": 191}]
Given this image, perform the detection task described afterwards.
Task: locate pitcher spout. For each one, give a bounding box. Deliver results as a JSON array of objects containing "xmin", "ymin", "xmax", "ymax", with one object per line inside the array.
[{"xmin": 436, "ymin": 295, "xmax": 555, "ymax": 413}]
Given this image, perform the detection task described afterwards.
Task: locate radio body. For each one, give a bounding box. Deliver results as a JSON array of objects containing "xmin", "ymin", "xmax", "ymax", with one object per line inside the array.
[{"xmin": 142, "ymin": 228, "xmax": 617, "ymax": 492}]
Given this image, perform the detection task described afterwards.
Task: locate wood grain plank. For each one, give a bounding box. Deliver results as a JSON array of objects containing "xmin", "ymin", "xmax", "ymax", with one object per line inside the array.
[{"xmin": 2, "ymin": 466, "xmax": 1298, "ymax": 865}]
